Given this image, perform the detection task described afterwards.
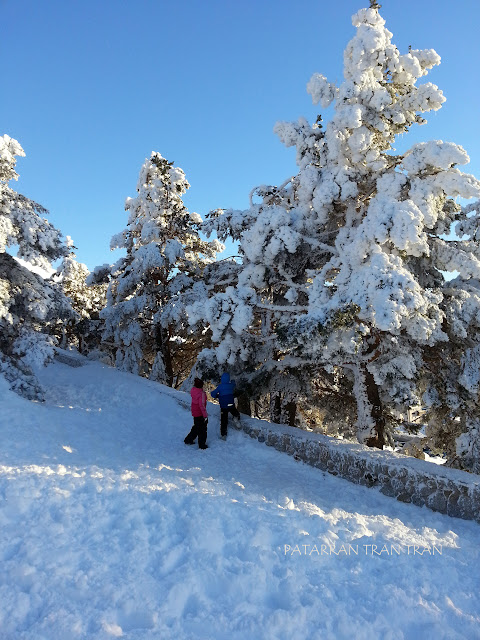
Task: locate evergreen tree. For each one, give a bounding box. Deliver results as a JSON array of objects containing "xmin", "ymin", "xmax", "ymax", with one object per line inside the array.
[
  {"xmin": 0, "ymin": 135, "xmax": 72, "ymax": 398},
  {"xmin": 54, "ymin": 241, "xmax": 108, "ymax": 353},
  {"xmin": 422, "ymin": 198, "xmax": 480, "ymax": 472},
  {"xmin": 99, "ymin": 152, "xmax": 222, "ymax": 386},
  {"xmin": 192, "ymin": 4, "xmax": 480, "ymax": 466},
  {"xmin": 191, "ymin": 184, "xmax": 358, "ymax": 428},
  {"xmin": 274, "ymin": 4, "xmax": 480, "ymax": 454},
  {"xmin": 190, "ymin": 190, "xmax": 320, "ymax": 426}
]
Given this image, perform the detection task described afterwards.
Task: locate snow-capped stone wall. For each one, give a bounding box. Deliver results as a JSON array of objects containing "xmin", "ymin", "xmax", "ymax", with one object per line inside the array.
[{"xmin": 233, "ymin": 418, "xmax": 480, "ymax": 523}]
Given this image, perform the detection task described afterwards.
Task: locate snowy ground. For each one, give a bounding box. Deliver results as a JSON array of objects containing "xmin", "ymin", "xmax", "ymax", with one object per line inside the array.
[{"xmin": 1, "ymin": 359, "xmax": 479, "ymax": 640}]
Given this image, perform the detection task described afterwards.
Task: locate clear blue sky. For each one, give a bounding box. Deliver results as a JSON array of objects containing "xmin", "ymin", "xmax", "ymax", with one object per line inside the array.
[{"xmin": 2, "ymin": 0, "xmax": 479, "ymax": 270}]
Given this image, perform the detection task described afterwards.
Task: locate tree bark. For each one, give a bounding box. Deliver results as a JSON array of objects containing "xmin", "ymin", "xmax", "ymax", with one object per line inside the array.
[
  {"xmin": 270, "ymin": 394, "xmax": 296, "ymax": 426},
  {"xmin": 155, "ymin": 326, "xmax": 174, "ymax": 387},
  {"xmin": 284, "ymin": 400, "xmax": 297, "ymax": 427},
  {"xmin": 271, "ymin": 394, "xmax": 282, "ymax": 424},
  {"xmin": 363, "ymin": 365, "xmax": 385, "ymax": 449},
  {"xmin": 237, "ymin": 392, "xmax": 251, "ymax": 416}
]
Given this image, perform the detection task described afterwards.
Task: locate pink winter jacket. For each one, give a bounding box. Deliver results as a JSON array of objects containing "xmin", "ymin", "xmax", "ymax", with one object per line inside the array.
[{"xmin": 191, "ymin": 387, "xmax": 208, "ymax": 418}]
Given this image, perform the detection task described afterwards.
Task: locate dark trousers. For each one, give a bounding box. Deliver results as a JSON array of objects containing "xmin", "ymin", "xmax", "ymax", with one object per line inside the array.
[
  {"xmin": 185, "ymin": 416, "xmax": 208, "ymax": 448},
  {"xmin": 220, "ymin": 405, "xmax": 240, "ymax": 436}
]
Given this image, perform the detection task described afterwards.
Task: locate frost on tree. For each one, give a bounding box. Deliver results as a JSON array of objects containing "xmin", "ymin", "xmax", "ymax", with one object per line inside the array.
[
  {"xmin": 190, "ymin": 198, "xmax": 324, "ymax": 427},
  {"xmin": 54, "ymin": 240, "xmax": 107, "ymax": 355},
  {"xmin": 195, "ymin": 3, "xmax": 480, "ymax": 467},
  {"xmin": 99, "ymin": 152, "xmax": 222, "ymax": 386},
  {"xmin": 0, "ymin": 135, "xmax": 72, "ymax": 399},
  {"xmin": 195, "ymin": 188, "xmax": 357, "ymax": 428},
  {"xmin": 273, "ymin": 2, "xmax": 480, "ymax": 461},
  {"xmin": 426, "ymin": 198, "xmax": 480, "ymax": 474}
]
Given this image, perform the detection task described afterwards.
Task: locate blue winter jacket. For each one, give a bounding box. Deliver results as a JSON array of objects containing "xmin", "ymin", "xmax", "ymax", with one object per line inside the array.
[{"xmin": 211, "ymin": 373, "xmax": 236, "ymax": 408}]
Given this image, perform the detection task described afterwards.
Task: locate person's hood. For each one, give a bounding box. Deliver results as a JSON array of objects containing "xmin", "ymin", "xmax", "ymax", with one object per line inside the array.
[
  {"xmin": 191, "ymin": 387, "xmax": 204, "ymax": 401},
  {"xmin": 220, "ymin": 373, "xmax": 230, "ymax": 383}
]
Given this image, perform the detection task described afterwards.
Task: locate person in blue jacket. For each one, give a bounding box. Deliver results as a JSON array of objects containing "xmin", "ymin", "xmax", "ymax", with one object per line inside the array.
[{"xmin": 211, "ymin": 372, "xmax": 240, "ymax": 440}]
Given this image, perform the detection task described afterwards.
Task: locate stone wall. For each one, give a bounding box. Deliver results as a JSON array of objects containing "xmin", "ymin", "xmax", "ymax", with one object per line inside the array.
[
  {"xmin": 54, "ymin": 349, "xmax": 85, "ymax": 368},
  {"xmin": 233, "ymin": 417, "xmax": 480, "ymax": 524}
]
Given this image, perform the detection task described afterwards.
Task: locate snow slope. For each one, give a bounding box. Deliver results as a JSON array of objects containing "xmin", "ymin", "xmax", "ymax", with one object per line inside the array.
[{"xmin": 0, "ymin": 359, "xmax": 479, "ymax": 640}]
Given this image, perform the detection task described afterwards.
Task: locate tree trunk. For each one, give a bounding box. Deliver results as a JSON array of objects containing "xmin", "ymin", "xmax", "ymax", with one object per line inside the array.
[
  {"xmin": 270, "ymin": 394, "xmax": 296, "ymax": 426},
  {"xmin": 156, "ymin": 326, "xmax": 174, "ymax": 387},
  {"xmin": 271, "ymin": 394, "xmax": 282, "ymax": 424},
  {"xmin": 284, "ymin": 400, "xmax": 297, "ymax": 427},
  {"xmin": 351, "ymin": 331, "xmax": 386, "ymax": 449},
  {"xmin": 351, "ymin": 359, "xmax": 385, "ymax": 449},
  {"xmin": 363, "ymin": 364, "xmax": 385, "ymax": 449},
  {"xmin": 237, "ymin": 392, "xmax": 251, "ymax": 416}
]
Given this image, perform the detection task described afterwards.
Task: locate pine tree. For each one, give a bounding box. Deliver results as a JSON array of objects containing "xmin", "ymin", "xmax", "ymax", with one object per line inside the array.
[
  {"xmin": 100, "ymin": 152, "xmax": 222, "ymax": 386},
  {"xmin": 193, "ymin": 4, "xmax": 480, "ymax": 465},
  {"xmin": 190, "ymin": 188, "xmax": 318, "ymax": 425},
  {"xmin": 421, "ymin": 198, "xmax": 480, "ymax": 472},
  {"xmin": 193, "ymin": 180, "xmax": 360, "ymax": 428},
  {"xmin": 272, "ymin": 4, "xmax": 480, "ymax": 454},
  {"xmin": 0, "ymin": 135, "xmax": 72, "ymax": 398},
  {"xmin": 54, "ymin": 241, "xmax": 107, "ymax": 353}
]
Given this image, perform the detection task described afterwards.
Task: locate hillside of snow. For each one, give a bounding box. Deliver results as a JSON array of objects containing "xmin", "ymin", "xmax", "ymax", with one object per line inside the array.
[{"xmin": 1, "ymin": 359, "xmax": 479, "ymax": 640}]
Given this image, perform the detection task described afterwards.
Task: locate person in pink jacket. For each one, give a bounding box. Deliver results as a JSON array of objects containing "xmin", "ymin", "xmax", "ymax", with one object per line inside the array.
[{"xmin": 184, "ymin": 378, "xmax": 208, "ymax": 449}]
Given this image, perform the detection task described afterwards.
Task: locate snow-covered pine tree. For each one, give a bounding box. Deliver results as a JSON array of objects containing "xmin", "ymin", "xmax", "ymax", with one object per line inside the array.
[
  {"xmin": 179, "ymin": 254, "xmax": 243, "ymax": 386},
  {"xmin": 192, "ymin": 179, "xmax": 358, "ymax": 427},
  {"xmin": 99, "ymin": 152, "xmax": 222, "ymax": 386},
  {"xmin": 54, "ymin": 240, "xmax": 107, "ymax": 354},
  {"xmin": 0, "ymin": 135, "xmax": 72, "ymax": 398},
  {"xmin": 270, "ymin": 3, "xmax": 480, "ymax": 454},
  {"xmin": 192, "ymin": 3, "xmax": 480, "ymax": 461},
  {"xmin": 421, "ymin": 199, "xmax": 480, "ymax": 472},
  {"xmin": 188, "ymin": 179, "xmax": 329, "ymax": 427}
]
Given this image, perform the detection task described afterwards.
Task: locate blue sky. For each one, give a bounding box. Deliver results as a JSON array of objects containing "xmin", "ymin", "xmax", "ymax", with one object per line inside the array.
[{"xmin": 2, "ymin": 0, "xmax": 479, "ymax": 270}]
